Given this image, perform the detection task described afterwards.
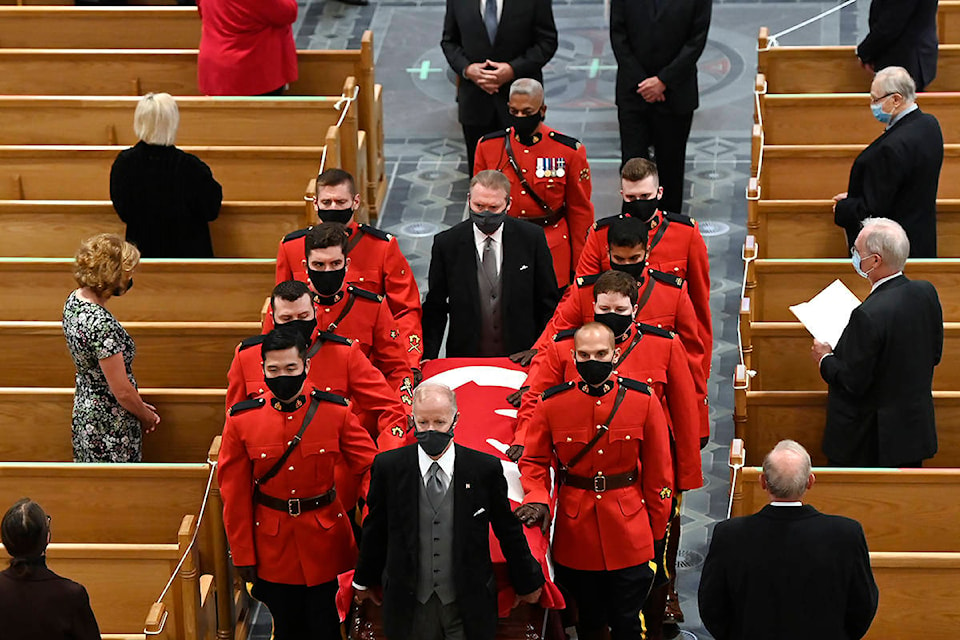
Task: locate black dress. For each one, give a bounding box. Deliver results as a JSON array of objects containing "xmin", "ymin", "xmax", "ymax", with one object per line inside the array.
[{"xmin": 110, "ymin": 141, "xmax": 223, "ymax": 257}]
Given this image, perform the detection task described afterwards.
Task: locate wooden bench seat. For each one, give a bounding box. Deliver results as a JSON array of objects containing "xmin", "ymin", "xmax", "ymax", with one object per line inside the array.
[
  {"xmin": 732, "ymin": 366, "xmax": 960, "ymax": 467},
  {"xmin": 867, "ymin": 552, "xmax": 960, "ymax": 639},
  {"xmin": 0, "ymin": 387, "xmax": 226, "ymax": 462},
  {"xmin": 0, "ymin": 258, "xmax": 274, "ymax": 322},
  {"xmin": 0, "ymin": 320, "xmax": 258, "ymax": 387}
]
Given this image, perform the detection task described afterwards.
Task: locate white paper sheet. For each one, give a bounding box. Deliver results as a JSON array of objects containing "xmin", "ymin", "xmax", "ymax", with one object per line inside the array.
[{"xmin": 788, "ymin": 279, "xmax": 861, "ymax": 349}]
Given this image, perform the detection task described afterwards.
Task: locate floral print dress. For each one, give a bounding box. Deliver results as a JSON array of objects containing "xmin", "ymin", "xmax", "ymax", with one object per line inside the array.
[{"xmin": 62, "ymin": 291, "xmax": 141, "ymax": 462}]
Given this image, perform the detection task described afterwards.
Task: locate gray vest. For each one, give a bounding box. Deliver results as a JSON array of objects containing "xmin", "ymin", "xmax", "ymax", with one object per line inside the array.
[
  {"xmin": 476, "ymin": 248, "xmax": 504, "ymax": 356},
  {"xmin": 416, "ymin": 475, "xmax": 456, "ymax": 604}
]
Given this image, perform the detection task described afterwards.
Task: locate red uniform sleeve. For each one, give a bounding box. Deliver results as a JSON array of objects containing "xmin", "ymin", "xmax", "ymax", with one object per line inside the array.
[
  {"xmin": 640, "ymin": 397, "xmax": 673, "ymax": 541},
  {"xmin": 345, "ymin": 344, "xmax": 409, "ymax": 450},
  {"xmin": 253, "ymin": 0, "xmax": 298, "ymax": 28},
  {"xmin": 575, "ymin": 227, "xmax": 608, "ymax": 277},
  {"xmin": 370, "ymin": 302, "xmax": 416, "ymax": 402},
  {"xmin": 473, "ymin": 139, "xmax": 498, "ymax": 174},
  {"xmin": 337, "ymin": 405, "xmax": 379, "ymax": 501},
  {"xmin": 519, "ymin": 401, "xmax": 556, "ymax": 507},
  {"xmin": 533, "ymin": 286, "xmax": 583, "ymax": 352},
  {"xmin": 217, "ymin": 417, "xmax": 257, "ymax": 567},
  {"xmin": 564, "ymin": 145, "xmax": 594, "ymax": 269},
  {"xmin": 382, "ymin": 240, "xmax": 424, "ymax": 368},
  {"xmin": 675, "ymin": 284, "xmax": 707, "ymax": 397},
  {"xmin": 686, "ymin": 224, "xmax": 712, "ymax": 382},
  {"xmin": 664, "ymin": 337, "xmax": 704, "ymax": 491},
  {"xmin": 515, "ymin": 341, "xmax": 565, "ymax": 446},
  {"xmin": 275, "ymin": 238, "xmax": 295, "ymax": 284},
  {"xmin": 225, "ymin": 345, "xmax": 249, "ymax": 412}
]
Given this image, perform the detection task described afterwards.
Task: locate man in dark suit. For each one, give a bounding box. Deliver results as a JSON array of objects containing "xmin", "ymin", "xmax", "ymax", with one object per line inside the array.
[
  {"xmin": 354, "ymin": 382, "xmax": 544, "ymax": 640},
  {"xmin": 440, "ymin": 0, "xmax": 558, "ymax": 174},
  {"xmin": 423, "ymin": 170, "xmax": 559, "ymax": 359},
  {"xmin": 610, "ymin": 0, "xmax": 711, "ymax": 214},
  {"xmin": 698, "ymin": 440, "xmax": 879, "ymax": 640},
  {"xmin": 833, "ymin": 66, "xmax": 943, "ymax": 258},
  {"xmin": 857, "ymin": 0, "xmax": 938, "ymax": 91},
  {"xmin": 812, "ymin": 217, "xmax": 942, "ymax": 467}
]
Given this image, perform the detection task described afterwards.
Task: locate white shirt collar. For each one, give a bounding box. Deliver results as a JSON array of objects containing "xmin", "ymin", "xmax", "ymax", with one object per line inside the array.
[
  {"xmin": 769, "ymin": 501, "xmax": 803, "ymax": 507},
  {"xmin": 871, "ymin": 271, "xmax": 903, "ymax": 293},
  {"xmin": 473, "ymin": 222, "xmax": 503, "ymax": 248},
  {"xmin": 417, "ymin": 440, "xmax": 456, "ymax": 482},
  {"xmin": 887, "ymin": 102, "xmax": 918, "ymax": 129}
]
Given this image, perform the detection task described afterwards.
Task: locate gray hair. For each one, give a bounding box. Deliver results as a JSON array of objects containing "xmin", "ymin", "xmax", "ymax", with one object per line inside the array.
[
  {"xmin": 134, "ymin": 92, "xmax": 180, "ymax": 146},
  {"xmin": 860, "ymin": 217, "xmax": 910, "ymax": 270},
  {"xmin": 762, "ymin": 440, "xmax": 812, "ymax": 500},
  {"xmin": 469, "ymin": 170, "xmax": 512, "ymax": 201},
  {"xmin": 873, "ymin": 66, "xmax": 916, "ymax": 103},
  {"xmin": 412, "ymin": 382, "xmax": 458, "ymax": 416},
  {"xmin": 509, "ymin": 78, "xmax": 544, "ymax": 103}
]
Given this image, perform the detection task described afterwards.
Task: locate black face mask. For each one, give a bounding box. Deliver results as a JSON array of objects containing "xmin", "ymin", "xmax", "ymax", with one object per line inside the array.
[
  {"xmin": 621, "ymin": 198, "xmax": 660, "ymax": 222},
  {"xmin": 611, "ymin": 260, "xmax": 646, "ymax": 280},
  {"xmin": 308, "ymin": 266, "xmax": 346, "ymax": 297},
  {"xmin": 576, "ymin": 359, "xmax": 615, "ymax": 387},
  {"xmin": 265, "ymin": 371, "xmax": 307, "ymax": 403},
  {"xmin": 471, "ymin": 210, "xmax": 507, "ymax": 235},
  {"xmin": 318, "ymin": 207, "xmax": 353, "ymax": 225},
  {"xmin": 279, "ymin": 318, "xmax": 317, "ymax": 344},
  {"xmin": 415, "ymin": 428, "xmax": 455, "ymax": 457},
  {"xmin": 508, "ymin": 111, "xmax": 543, "ymax": 141},
  {"xmin": 595, "ymin": 312, "xmax": 634, "ymax": 338},
  {"xmin": 113, "ymin": 278, "xmax": 134, "ymax": 297}
]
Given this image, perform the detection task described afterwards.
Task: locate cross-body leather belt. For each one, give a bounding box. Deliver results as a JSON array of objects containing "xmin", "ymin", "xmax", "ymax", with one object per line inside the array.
[
  {"xmin": 254, "ymin": 487, "xmax": 336, "ymax": 517},
  {"xmin": 519, "ymin": 208, "xmax": 565, "ymax": 227},
  {"xmin": 561, "ymin": 467, "xmax": 638, "ymax": 493}
]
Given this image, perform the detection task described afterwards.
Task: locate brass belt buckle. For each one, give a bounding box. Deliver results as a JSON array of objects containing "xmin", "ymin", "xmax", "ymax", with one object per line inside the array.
[
  {"xmin": 288, "ymin": 498, "xmax": 301, "ymax": 517},
  {"xmin": 593, "ymin": 473, "xmax": 606, "ymax": 493}
]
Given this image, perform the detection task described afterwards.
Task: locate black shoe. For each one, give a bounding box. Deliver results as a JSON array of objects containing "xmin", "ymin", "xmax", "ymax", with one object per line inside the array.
[
  {"xmin": 335, "ymin": 0, "xmax": 370, "ymax": 6},
  {"xmin": 662, "ymin": 622, "xmax": 681, "ymax": 640}
]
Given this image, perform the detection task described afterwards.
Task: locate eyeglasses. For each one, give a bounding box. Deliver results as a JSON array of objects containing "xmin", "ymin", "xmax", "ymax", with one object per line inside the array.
[{"xmin": 870, "ymin": 92, "xmax": 898, "ymax": 105}]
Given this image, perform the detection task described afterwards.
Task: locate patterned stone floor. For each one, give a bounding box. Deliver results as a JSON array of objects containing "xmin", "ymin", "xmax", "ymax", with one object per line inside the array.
[{"xmin": 248, "ymin": 1, "xmax": 868, "ymax": 638}]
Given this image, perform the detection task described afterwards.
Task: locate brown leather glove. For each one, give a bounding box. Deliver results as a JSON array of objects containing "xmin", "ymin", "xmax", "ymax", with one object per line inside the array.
[
  {"xmin": 508, "ymin": 349, "xmax": 538, "ymax": 367},
  {"xmin": 514, "ymin": 503, "xmax": 550, "ymax": 533},
  {"xmin": 505, "ymin": 444, "xmax": 524, "ymax": 462},
  {"xmin": 412, "ymin": 368, "xmax": 423, "ymax": 387},
  {"xmin": 700, "ymin": 436, "xmax": 709, "ymax": 450},
  {"xmin": 505, "ymin": 385, "xmax": 530, "ymax": 407}
]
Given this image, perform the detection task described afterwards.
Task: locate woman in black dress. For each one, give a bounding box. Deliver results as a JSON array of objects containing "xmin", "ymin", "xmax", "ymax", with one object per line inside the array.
[{"xmin": 110, "ymin": 92, "xmax": 223, "ymax": 257}]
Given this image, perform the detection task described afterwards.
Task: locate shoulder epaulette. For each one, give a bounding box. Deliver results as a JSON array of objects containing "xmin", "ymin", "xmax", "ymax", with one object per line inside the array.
[
  {"xmin": 357, "ymin": 224, "xmax": 393, "ymax": 242},
  {"xmin": 238, "ymin": 335, "xmax": 265, "ymax": 351},
  {"xmin": 542, "ymin": 380, "xmax": 576, "ymax": 401},
  {"xmin": 592, "ymin": 214, "xmax": 623, "ymax": 231},
  {"xmin": 229, "ymin": 397, "xmax": 266, "ymax": 416},
  {"xmin": 618, "ymin": 377, "xmax": 651, "ymax": 395},
  {"xmin": 311, "ymin": 388, "xmax": 350, "ymax": 407},
  {"xmin": 347, "ymin": 285, "xmax": 384, "ymax": 303},
  {"xmin": 663, "ymin": 211, "xmax": 696, "ymax": 227},
  {"xmin": 547, "ymin": 130, "xmax": 581, "ymax": 151},
  {"xmin": 649, "ymin": 269, "xmax": 685, "ymax": 289},
  {"xmin": 636, "ymin": 323, "xmax": 674, "ymax": 339},
  {"xmin": 282, "ymin": 227, "xmax": 311, "ymax": 243},
  {"xmin": 480, "ymin": 129, "xmax": 509, "ymax": 141},
  {"xmin": 316, "ymin": 331, "xmax": 352, "ymax": 346},
  {"xmin": 553, "ymin": 327, "xmax": 580, "ymax": 342},
  {"xmin": 575, "ymin": 273, "xmax": 602, "ymax": 288}
]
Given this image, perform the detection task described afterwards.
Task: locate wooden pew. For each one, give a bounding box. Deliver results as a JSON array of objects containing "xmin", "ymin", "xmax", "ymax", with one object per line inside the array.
[
  {"xmin": 757, "ymin": 28, "xmax": 960, "ymax": 93},
  {"xmin": 0, "ymin": 34, "xmax": 385, "ymax": 215},
  {"xmin": 732, "ymin": 365, "xmax": 960, "ymax": 467},
  {"xmin": 942, "ymin": 1, "xmax": 960, "ymax": 44},
  {"xmin": 745, "ymin": 182, "xmax": 960, "ymax": 258},
  {"xmin": 0, "ymin": 321, "xmax": 258, "ymax": 387},
  {"xmin": 0, "ymin": 6, "xmax": 199, "ymax": 48},
  {"xmin": 0, "ymin": 387, "xmax": 226, "ymax": 462},
  {"xmin": 867, "ymin": 552, "xmax": 960, "ymax": 639},
  {"xmin": 0, "ymin": 258, "xmax": 274, "ymax": 322}
]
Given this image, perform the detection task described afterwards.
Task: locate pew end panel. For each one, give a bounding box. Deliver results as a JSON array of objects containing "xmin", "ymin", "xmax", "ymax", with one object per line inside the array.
[{"xmin": 866, "ymin": 552, "xmax": 960, "ymax": 638}]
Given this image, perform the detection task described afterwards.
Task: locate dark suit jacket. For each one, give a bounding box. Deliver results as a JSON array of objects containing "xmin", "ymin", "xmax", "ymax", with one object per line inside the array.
[
  {"xmin": 440, "ymin": 0, "xmax": 558, "ymax": 126},
  {"xmin": 834, "ymin": 108, "xmax": 943, "ymax": 258},
  {"xmin": 698, "ymin": 505, "xmax": 879, "ymax": 640},
  {"xmin": 857, "ymin": 0, "xmax": 939, "ymax": 90},
  {"xmin": 422, "ymin": 217, "xmax": 559, "ymax": 359},
  {"xmin": 0, "ymin": 564, "xmax": 101, "ymax": 640},
  {"xmin": 821, "ymin": 275, "xmax": 942, "ymax": 466},
  {"xmin": 355, "ymin": 444, "xmax": 545, "ymax": 640},
  {"xmin": 610, "ymin": 0, "xmax": 712, "ymax": 114}
]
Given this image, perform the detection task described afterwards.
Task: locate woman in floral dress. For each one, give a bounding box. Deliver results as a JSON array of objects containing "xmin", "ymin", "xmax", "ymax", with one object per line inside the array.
[{"xmin": 62, "ymin": 234, "xmax": 160, "ymax": 462}]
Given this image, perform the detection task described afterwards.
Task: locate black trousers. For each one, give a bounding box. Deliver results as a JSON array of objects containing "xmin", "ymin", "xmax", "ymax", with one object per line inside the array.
[
  {"xmin": 252, "ymin": 578, "xmax": 340, "ymax": 640},
  {"xmin": 554, "ymin": 561, "xmax": 657, "ymax": 640},
  {"xmin": 616, "ymin": 99, "xmax": 694, "ymax": 215},
  {"xmin": 462, "ymin": 112, "xmax": 507, "ymax": 176}
]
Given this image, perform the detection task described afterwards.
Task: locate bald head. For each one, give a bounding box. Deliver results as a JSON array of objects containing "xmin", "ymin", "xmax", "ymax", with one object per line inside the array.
[
  {"xmin": 761, "ymin": 440, "xmax": 814, "ymax": 501},
  {"xmin": 574, "ymin": 322, "xmax": 616, "ymax": 351}
]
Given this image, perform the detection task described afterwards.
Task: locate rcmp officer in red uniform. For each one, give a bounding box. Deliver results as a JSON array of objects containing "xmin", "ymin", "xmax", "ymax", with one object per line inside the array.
[
  {"xmin": 266, "ymin": 223, "xmax": 416, "ymax": 406},
  {"xmin": 474, "ymin": 78, "xmax": 594, "ymax": 289},
  {"xmin": 275, "ymin": 168, "xmax": 424, "ymax": 370},
  {"xmin": 516, "ymin": 322, "xmax": 674, "ymax": 640},
  {"xmin": 577, "ymin": 158, "xmax": 712, "ymax": 387},
  {"xmin": 219, "ymin": 329, "xmax": 379, "ymax": 640}
]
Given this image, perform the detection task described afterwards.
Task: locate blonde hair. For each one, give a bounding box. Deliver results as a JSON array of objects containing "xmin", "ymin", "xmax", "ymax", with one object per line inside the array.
[
  {"xmin": 134, "ymin": 92, "xmax": 179, "ymax": 146},
  {"xmin": 73, "ymin": 234, "xmax": 140, "ymax": 297}
]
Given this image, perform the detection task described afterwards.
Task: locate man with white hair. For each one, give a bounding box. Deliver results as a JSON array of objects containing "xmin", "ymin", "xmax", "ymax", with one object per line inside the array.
[
  {"xmin": 812, "ymin": 217, "xmax": 942, "ymax": 467},
  {"xmin": 833, "ymin": 66, "xmax": 943, "ymax": 257},
  {"xmin": 698, "ymin": 440, "xmax": 879, "ymax": 640},
  {"xmin": 474, "ymin": 78, "xmax": 594, "ymax": 290}
]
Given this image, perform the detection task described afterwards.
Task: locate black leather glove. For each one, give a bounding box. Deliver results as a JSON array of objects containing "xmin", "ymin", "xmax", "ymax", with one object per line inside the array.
[
  {"xmin": 506, "ymin": 385, "xmax": 530, "ymax": 407},
  {"xmin": 235, "ymin": 564, "xmax": 257, "ymax": 584},
  {"xmin": 412, "ymin": 368, "xmax": 423, "ymax": 387},
  {"xmin": 505, "ymin": 444, "xmax": 524, "ymax": 462},
  {"xmin": 508, "ymin": 349, "xmax": 538, "ymax": 367},
  {"xmin": 700, "ymin": 435, "xmax": 709, "ymax": 450},
  {"xmin": 514, "ymin": 503, "xmax": 550, "ymax": 533},
  {"xmin": 652, "ymin": 537, "xmax": 669, "ymax": 588}
]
